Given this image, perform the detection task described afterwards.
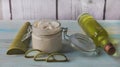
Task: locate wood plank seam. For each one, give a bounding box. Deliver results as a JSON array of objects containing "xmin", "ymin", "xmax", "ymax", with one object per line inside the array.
[
  {"xmin": 103, "ymin": 0, "xmax": 107, "ymax": 20},
  {"xmin": 56, "ymin": 0, "xmax": 58, "ymax": 20},
  {"xmin": 9, "ymin": 0, "xmax": 12, "ymax": 20}
]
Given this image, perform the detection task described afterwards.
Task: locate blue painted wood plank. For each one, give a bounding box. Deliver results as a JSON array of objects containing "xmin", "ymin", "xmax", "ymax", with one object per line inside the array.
[{"xmin": 0, "ymin": 20, "xmax": 120, "ymax": 67}]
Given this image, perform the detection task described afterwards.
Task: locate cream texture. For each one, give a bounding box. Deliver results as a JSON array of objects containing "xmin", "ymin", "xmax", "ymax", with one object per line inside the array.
[{"xmin": 32, "ymin": 20, "xmax": 62, "ymax": 53}]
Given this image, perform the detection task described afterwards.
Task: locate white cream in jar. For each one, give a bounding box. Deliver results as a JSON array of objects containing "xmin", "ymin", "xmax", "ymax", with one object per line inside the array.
[{"xmin": 32, "ymin": 20, "xmax": 62, "ymax": 53}]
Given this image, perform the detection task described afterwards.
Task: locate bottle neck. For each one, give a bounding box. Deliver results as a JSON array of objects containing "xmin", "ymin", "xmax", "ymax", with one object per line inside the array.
[
  {"xmin": 97, "ymin": 35, "xmax": 109, "ymax": 48},
  {"xmin": 100, "ymin": 38, "xmax": 109, "ymax": 47}
]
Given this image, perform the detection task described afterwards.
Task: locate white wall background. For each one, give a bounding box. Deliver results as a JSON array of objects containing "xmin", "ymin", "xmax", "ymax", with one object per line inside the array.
[{"xmin": 0, "ymin": 0, "xmax": 120, "ymax": 20}]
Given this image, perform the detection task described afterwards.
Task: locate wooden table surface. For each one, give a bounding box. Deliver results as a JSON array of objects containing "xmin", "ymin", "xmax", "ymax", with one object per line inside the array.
[{"xmin": 0, "ymin": 20, "xmax": 120, "ymax": 67}]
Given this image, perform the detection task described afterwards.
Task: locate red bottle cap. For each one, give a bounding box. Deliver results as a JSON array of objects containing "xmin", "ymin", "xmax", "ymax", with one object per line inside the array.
[{"xmin": 104, "ymin": 43, "xmax": 116, "ymax": 55}]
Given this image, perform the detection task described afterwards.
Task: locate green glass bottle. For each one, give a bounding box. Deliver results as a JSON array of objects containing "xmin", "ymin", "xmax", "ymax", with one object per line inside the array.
[{"xmin": 78, "ymin": 13, "xmax": 116, "ymax": 55}]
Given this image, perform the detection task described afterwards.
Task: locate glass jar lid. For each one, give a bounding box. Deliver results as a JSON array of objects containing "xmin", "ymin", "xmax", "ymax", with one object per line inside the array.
[{"xmin": 69, "ymin": 33, "xmax": 100, "ymax": 56}]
